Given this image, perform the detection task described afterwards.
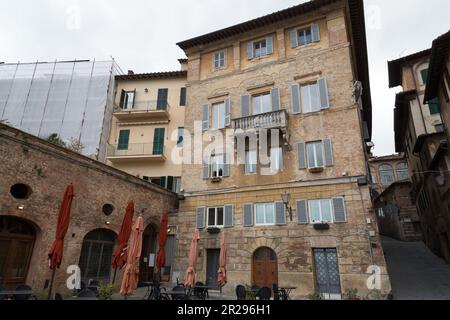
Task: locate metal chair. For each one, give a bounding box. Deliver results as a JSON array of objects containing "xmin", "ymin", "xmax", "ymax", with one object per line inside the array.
[
  {"xmin": 272, "ymin": 283, "xmax": 288, "ymax": 300},
  {"xmin": 13, "ymin": 284, "xmax": 33, "ymax": 301},
  {"xmin": 235, "ymin": 285, "xmax": 246, "ymax": 300},
  {"xmin": 76, "ymin": 289, "xmax": 97, "ymax": 298},
  {"xmin": 194, "ymin": 281, "xmax": 208, "ymax": 300},
  {"xmin": 256, "ymin": 287, "xmax": 271, "ymax": 300},
  {"xmin": 171, "ymin": 285, "xmax": 188, "ymax": 300}
]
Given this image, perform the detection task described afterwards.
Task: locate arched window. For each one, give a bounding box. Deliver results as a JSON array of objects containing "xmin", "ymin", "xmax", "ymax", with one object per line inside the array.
[
  {"xmin": 396, "ymin": 162, "xmax": 409, "ymax": 181},
  {"xmin": 379, "ymin": 164, "xmax": 395, "ymax": 185}
]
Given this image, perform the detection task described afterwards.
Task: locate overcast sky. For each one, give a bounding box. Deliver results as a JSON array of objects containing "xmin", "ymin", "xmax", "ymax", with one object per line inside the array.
[{"xmin": 1, "ymin": 0, "xmax": 449, "ymax": 156}]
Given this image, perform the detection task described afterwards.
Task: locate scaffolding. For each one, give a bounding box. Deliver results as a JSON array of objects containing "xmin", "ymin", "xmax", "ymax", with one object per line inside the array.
[{"xmin": 0, "ymin": 59, "xmax": 120, "ymax": 161}]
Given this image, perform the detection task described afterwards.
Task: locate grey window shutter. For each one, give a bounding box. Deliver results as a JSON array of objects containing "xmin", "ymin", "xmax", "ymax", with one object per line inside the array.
[
  {"xmin": 196, "ymin": 207, "xmax": 206, "ymax": 229},
  {"xmin": 296, "ymin": 200, "xmax": 308, "ymax": 224},
  {"xmin": 202, "ymin": 157, "xmax": 209, "ymax": 180},
  {"xmin": 247, "ymin": 42, "xmax": 254, "ymax": 60},
  {"xmin": 224, "ymin": 205, "xmax": 234, "ymax": 228},
  {"xmin": 275, "ymin": 202, "xmax": 286, "ymax": 225},
  {"xmin": 240, "ymin": 95, "xmax": 250, "ymax": 117},
  {"xmin": 290, "ymin": 29, "xmax": 298, "ymax": 48},
  {"xmin": 202, "ymin": 104, "xmax": 210, "ymax": 131},
  {"xmin": 333, "ymin": 198, "xmax": 347, "ymax": 223},
  {"xmin": 266, "ymin": 36, "xmax": 273, "ymax": 55},
  {"xmin": 223, "ymin": 153, "xmax": 230, "ymax": 177},
  {"xmin": 224, "ymin": 98, "xmax": 231, "ymax": 127},
  {"xmin": 291, "ymin": 84, "xmax": 301, "ymax": 114},
  {"xmin": 271, "ymin": 88, "xmax": 281, "ymax": 111},
  {"xmin": 243, "ymin": 204, "xmax": 254, "ymax": 227},
  {"xmin": 131, "ymin": 89, "xmax": 136, "ymax": 108},
  {"xmin": 311, "ymin": 23, "xmax": 320, "ymax": 42},
  {"xmin": 323, "ymin": 139, "xmax": 334, "ymax": 167},
  {"xmin": 297, "ymin": 142, "xmax": 306, "ymax": 170},
  {"xmin": 318, "ymin": 77, "xmax": 329, "ymax": 109}
]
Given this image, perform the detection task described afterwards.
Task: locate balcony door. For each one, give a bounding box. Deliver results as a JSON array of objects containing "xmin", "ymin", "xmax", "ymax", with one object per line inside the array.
[
  {"xmin": 153, "ymin": 128, "xmax": 165, "ymax": 155},
  {"xmin": 313, "ymin": 248, "xmax": 341, "ymax": 299}
]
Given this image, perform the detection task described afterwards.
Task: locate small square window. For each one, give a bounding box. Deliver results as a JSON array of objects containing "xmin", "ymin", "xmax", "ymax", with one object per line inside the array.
[
  {"xmin": 298, "ymin": 27, "xmax": 312, "ymax": 46},
  {"xmin": 214, "ymin": 51, "xmax": 226, "ymax": 69},
  {"xmin": 254, "ymin": 40, "xmax": 267, "ymax": 58}
]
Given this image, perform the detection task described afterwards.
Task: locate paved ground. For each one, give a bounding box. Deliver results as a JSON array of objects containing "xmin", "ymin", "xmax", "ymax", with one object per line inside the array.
[
  {"xmin": 382, "ymin": 236, "xmax": 450, "ymax": 300},
  {"xmin": 111, "ymin": 286, "xmax": 235, "ymax": 300}
]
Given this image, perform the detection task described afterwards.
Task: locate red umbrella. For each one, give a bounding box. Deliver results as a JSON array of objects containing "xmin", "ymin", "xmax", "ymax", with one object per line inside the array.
[
  {"xmin": 184, "ymin": 229, "xmax": 200, "ymax": 288},
  {"xmin": 120, "ymin": 216, "xmax": 144, "ymax": 297},
  {"xmin": 112, "ymin": 201, "xmax": 135, "ymax": 283},
  {"xmin": 156, "ymin": 210, "xmax": 169, "ymax": 273},
  {"xmin": 47, "ymin": 183, "xmax": 75, "ymax": 299},
  {"xmin": 218, "ymin": 232, "xmax": 227, "ymax": 288}
]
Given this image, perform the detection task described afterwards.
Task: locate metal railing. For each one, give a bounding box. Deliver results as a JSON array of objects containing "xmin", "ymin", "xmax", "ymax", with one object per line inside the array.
[
  {"xmin": 232, "ymin": 109, "xmax": 288, "ymax": 130},
  {"xmin": 114, "ymin": 100, "xmax": 170, "ymax": 113},
  {"xmin": 107, "ymin": 143, "xmax": 165, "ymax": 157}
]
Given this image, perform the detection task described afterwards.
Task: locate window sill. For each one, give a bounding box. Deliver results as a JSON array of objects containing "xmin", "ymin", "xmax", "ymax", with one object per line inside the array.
[{"xmin": 308, "ymin": 167, "xmax": 324, "ymax": 173}]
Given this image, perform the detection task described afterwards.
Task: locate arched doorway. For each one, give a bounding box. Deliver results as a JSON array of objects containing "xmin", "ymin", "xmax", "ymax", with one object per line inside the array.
[
  {"xmin": 0, "ymin": 216, "xmax": 36, "ymax": 288},
  {"xmin": 139, "ymin": 224, "xmax": 157, "ymax": 282},
  {"xmin": 78, "ymin": 229, "xmax": 116, "ymax": 284},
  {"xmin": 252, "ymin": 247, "xmax": 278, "ymax": 288}
]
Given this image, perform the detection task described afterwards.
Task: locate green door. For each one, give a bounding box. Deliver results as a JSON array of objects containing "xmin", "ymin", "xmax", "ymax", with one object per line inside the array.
[
  {"xmin": 118, "ymin": 130, "xmax": 130, "ymax": 150},
  {"xmin": 153, "ymin": 128, "xmax": 165, "ymax": 155}
]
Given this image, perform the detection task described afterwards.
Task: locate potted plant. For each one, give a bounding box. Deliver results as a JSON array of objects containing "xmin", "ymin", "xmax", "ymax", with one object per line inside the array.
[
  {"xmin": 345, "ymin": 288, "xmax": 360, "ymax": 300},
  {"xmin": 97, "ymin": 283, "xmax": 114, "ymax": 300},
  {"xmin": 308, "ymin": 291, "xmax": 325, "ymax": 300}
]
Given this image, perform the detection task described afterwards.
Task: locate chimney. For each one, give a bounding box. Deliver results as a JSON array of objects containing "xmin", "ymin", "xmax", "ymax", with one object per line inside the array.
[{"xmin": 127, "ymin": 70, "xmax": 134, "ymax": 75}]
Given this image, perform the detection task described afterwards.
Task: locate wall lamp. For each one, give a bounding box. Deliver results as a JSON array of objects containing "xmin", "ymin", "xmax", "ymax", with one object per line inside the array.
[{"xmin": 281, "ymin": 192, "xmax": 293, "ymax": 222}]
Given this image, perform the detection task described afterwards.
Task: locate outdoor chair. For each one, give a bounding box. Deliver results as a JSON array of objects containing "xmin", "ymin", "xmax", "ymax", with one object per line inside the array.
[
  {"xmin": 235, "ymin": 285, "xmax": 246, "ymax": 300},
  {"xmin": 76, "ymin": 289, "xmax": 97, "ymax": 298},
  {"xmin": 171, "ymin": 285, "xmax": 188, "ymax": 300},
  {"xmin": 13, "ymin": 284, "xmax": 34, "ymax": 300},
  {"xmin": 194, "ymin": 281, "xmax": 208, "ymax": 300},
  {"xmin": 272, "ymin": 283, "xmax": 288, "ymax": 301},
  {"xmin": 256, "ymin": 287, "xmax": 271, "ymax": 300}
]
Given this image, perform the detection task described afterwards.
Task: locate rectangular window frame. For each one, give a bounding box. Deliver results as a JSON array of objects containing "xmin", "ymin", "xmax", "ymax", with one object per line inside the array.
[
  {"xmin": 213, "ymin": 50, "xmax": 226, "ymax": 70},
  {"xmin": 270, "ymin": 146, "xmax": 283, "ymax": 172},
  {"xmin": 298, "ymin": 27, "xmax": 313, "ymax": 46},
  {"xmin": 306, "ymin": 141, "xmax": 324, "ymax": 169},
  {"xmin": 212, "ymin": 101, "xmax": 226, "ymax": 129},
  {"xmin": 254, "ymin": 203, "xmax": 276, "ymax": 226},
  {"xmin": 300, "ymin": 82, "xmax": 320, "ymax": 114},
  {"xmin": 308, "ymin": 199, "xmax": 334, "ymax": 224},
  {"xmin": 177, "ymin": 127, "xmax": 184, "ymax": 147},
  {"xmin": 207, "ymin": 207, "xmax": 225, "ymax": 228},
  {"xmin": 210, "ymin": 154, "xmax": 225, "ymax": 178},
  {"xmin": 245, "ymin": 149, "xmax": 257, "ymax": 175},
  {"xmin": 254, "ymin": 39, "xmax": 268, "ymax": 58},
  {"xmin": 252, "ymin": 92, "xmax": 271, "ymax": 115}
]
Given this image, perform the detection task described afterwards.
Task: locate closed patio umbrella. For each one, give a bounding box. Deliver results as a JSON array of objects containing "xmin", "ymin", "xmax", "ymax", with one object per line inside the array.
[
  {"xmin": 184, "ymin": 229, "xmax": 200, "ymax": 289},
  {"xmin": 218, "ymin": 233, "xmax": 227, "ymax": 288},
  {"xmin": 47, "ymin": 183, "xmax": 75, "ymax": 300},
  {"xmin": 156, "ymin": 210, "xmax": 169, "ymax": 275},
  {"xmin": 120, "ymin": 216, "xmax": 144, "ymax": 297},
  {"xmin": 111, "ymin": 200, "xmax": 135, "ymax": 283}
]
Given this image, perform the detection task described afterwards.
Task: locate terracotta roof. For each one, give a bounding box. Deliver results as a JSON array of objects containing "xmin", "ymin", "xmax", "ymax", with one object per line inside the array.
[
  {"xmin": 388, "ymin": 49, "xmax": 431, "ymax": 88},
  {"xmin": 424, "ymin": 30, "xmax": 450, "ymax": 102},
  {"xmin": 115, "ymin": 71, "xmax": 187, "ymax": 81}
]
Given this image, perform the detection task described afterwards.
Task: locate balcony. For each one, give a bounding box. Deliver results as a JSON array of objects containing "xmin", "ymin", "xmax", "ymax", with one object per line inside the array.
[
  {"xmin": 106, "ymin": 143, "xmax": 166, "ymax": 163},
  {"xmin": 113, "ymin": 101, "xmax": 170, "ymax": 120},
  {"xmin": 232, "ymin": 109, "xmax": 288, "ymax": 131}
]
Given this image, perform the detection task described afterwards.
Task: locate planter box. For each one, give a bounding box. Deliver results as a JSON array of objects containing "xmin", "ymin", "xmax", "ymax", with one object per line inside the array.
[
  {"xmin": 313, "ymin": 223, "xmax": 330, "ymax": 230},
  {"xmin": 207, "ymin": 227, "xmax": 221, "ymax": 234}
]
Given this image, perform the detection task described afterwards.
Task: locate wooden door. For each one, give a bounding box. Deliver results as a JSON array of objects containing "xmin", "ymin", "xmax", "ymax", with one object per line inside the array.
[
  {"xmin": 206, "ymin": 249, "xmax": 220, "ymax": 289},
  {"xmin": 139, "ymin": 225, "xmax": 157, "ymax": 282},
  {"xmin": 252, "ymin": 247, "xmax": 278, "ymax": 288}
]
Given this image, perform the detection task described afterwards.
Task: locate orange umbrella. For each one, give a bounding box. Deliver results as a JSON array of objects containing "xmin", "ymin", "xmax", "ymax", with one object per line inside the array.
[
  {"xmin": 47, "ymin": 183, "xmax": 74, "ymax": 300},
  {"xmin": 218, "ymin": 233, "xmax": 227, "ymax": 287},
  {"xmin": 184, "ymin": 229, "xmax": 200, "ymax": 288},
  {"xmin": 112, "ymin": 201, "xmax": 135, "ymax": 283},
  {"xmin": 120, "ymin": 216, "xmax": 144, "ymax": 297},
  {"xmin": 156, "ymin": 210, "xmax": 169, "ymax": 272}
]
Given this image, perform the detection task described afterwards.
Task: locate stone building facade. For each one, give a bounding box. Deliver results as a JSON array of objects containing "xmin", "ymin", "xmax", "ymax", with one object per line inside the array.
[
  {"xmin": 0, "ymin": 123, "xmax": 177, "ymax": 297},
  {"xmin": 170, "ymin": 0, "xmax": 391, "ymax": 299}
]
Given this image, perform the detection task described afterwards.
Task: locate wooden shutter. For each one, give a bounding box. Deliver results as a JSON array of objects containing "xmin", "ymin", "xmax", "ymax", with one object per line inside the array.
[
  {"xmin": 159, "ymin": 176, "xmax": 167, "ymax": 188},
  {"xmin": 157, "ymin": 89, "xmax": 168, "ymax": 110},
  {"xmin": 243, "ymin": 204, "xmax": 254, "ymax": 227},
  {"xmin": 202, "ymin": 104, "xmax": 210, "ymax": 131},
  {"xmin": 247, "ymin": 41, "xmax": 254, "ymax": 60},
  {"xmin": 323, "ymin": 139, "xmax": 334, "ymax": 167},
  {"xmin": 318, "ymin": 77, "xmax": 329, "ymax": 109},
  {"xmin": 291, "ymin": 84, "xmax": 301, "ymax": 114},
  {"xmin": 179, "ymin": 87, "xmax": 187, "ymax": 106},
  {"xmin": 240, "ymin": 95, "xmax": 250, "ymax": 117},
  {"xmin": 275, "ymin": 202, "xmax": 286, "ymax": 225},
  {"xmin": 202, "ymin": 156, "xmax": 210, "ymax": 180},
  {"xmin": 266, "ymin": 36, "xmax": 273, "ymax": 55},
  {"xmin": 224, "ymin": 205, "xmax": 234, "ymax": 228},
  {"xmin": 311, "ymin": 23, "xmax": 320, "ymax": 42},
  {"xmin": 297, "ymin": 142, "xmax": 306, "ymax": 170},
  {"xmin": 152, "ymin": 128, "xmax": 165, "ymax": 155},
  {"xmin": 296, "ymin": 200, "xmax": 308, "ymax": 224},
  {"xmin": 118, "ymin": 130, "xmax": 130, "ymax": 150},
  {"xmin": 120, "ymin": 90, "xmax": 126, "ymax": 108},
  {"xmin": 332, "ymin": 198, "xmax": 347, "ymax": 223},
  {"xmin": 290, "ymin": 29, "xmax": 298, "ymax": 48},
  {"xmin": 167, "ymin": 176, "xmax": 174, "ymax": 191},
  {"xmin": 271, "ymin": 88, "xmax": 281, "ymax": 111},
  {"xmin": 224, "ymin": 98, "xmax": 231, "ymax": 127},
  {"xmin": 131, "ymin": 89, "xmax": 136, "ymax": 108},
  {"xmin": 196, "ymin": 207, "xmax": 206, "ymax": 229},
  {"xmin": 223, "ymin": 153, "xmax": 230, "ymax": 177}
]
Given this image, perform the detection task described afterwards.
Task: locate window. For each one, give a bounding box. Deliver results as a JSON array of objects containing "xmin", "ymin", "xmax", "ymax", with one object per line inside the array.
[
  {"xmin": 396, "ymin": 162, "xmax": 409, "ymax": 181},
  {"xmin": 270, "ymin": 147, "xmax": 283, "ymax": 172},
  {"xmin": 254, "ymin": 39, "xmax": 267, "ymax": 58},
  {"xmin": 255, "ymin": 203, "xmax": 275, "ymax": 226},
  {"xmin": 306, "ymin": 141, "xmax": 324, "ymax": 168},
  {"xmin": 428, "ymin": 97, "xmax": 440, "ymax": 115},
  {"xmin": 152, "ymin": 128, "xmax": 165, "ymax": 155},
  {"xmin": 301, "ymin": 83, "xmax": 320, "ymax": 113},
  {"xmin": 174, "ymin": 177, "xmax": 181, "ymax": 193},
  {"xmin": 157, "ymin": 88, "xmax": 168, "ymax": 110},
  {"xmin": 177, "ymin": 127, "xmax": 184, "ymax": 147},
  {"xmin": 214, "ymin": 50, "xmax": 226, "ymax": 69},
  {"xmin": 252, "ymin": 92, "xmax": 271, "ymax": 115},
  {"xmin": 179, "ymin": 87, "xmax": 187, "ymax": 106},
  {"xmin": 118, "ymin": 130, "xmax": 130, "ymax": 150},
  {"xmin": 211, "ymin": 154, "xmax": 225, "ymax": 178},
  {"xmin": 212, "ymin": 102, "xmax": 226, "ymax": 129},
  {"xmin": 120, "ymin": 90, "xmax": 135, "ymax": 110},
  {"xmin": 309, "ymin": 199, "xmax": 333, "ymax": 224},
  {"xmin": 379, "ymin": 164, "xmax": 395, "ymax": 185},
  {"xmin": 245, "ymin": 150, "xmax": 257, "ymax": 174},
  {"xmin": 298, "ymin": 27, "xmax": 312, "ymax": 46},
  {"xmin": 376, "ymin": 208, "xmax": 385, "ymax": 218},
  {"xmin": 207, "ymin": 207, "xmax": 224, "ymax": 228},
  {"xmin": 420, "ymin": 68, "xmax": 429, "ymax": 84}
]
